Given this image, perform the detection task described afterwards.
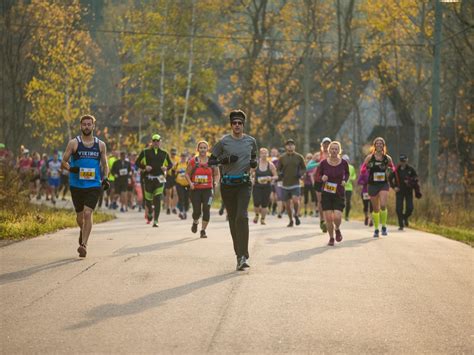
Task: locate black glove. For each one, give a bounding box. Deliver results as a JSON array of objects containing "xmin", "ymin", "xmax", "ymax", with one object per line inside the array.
[
  {"xmin": 69, "ymin": 166, "xmax": 79, "ymax": 173},
  {"xmin": 220, "ymin": 155, "xmax": 239, "ymax": 165},
  {"xmin": 208, "ymin": 155, "xmax": 220, "ymax": 166},
  {"xmin": 250, "ymin": 159, "xmax": 257, "ymax": 169},
  {"xmin": 102, "ymin": 178, "xmax": 111, "ymax": 191}
]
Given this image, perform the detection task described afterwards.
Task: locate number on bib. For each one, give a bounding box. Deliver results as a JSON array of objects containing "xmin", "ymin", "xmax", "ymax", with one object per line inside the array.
[
  {"xmin": 119, "ymin": 168, "xmax": 128, "ymax": 176},
  {"xmin": 195, "ymin": 175, "xmax": 208, "ymax": 184},
  {"xmin": 79, "ymin": 168, "xmax": 96, "ymax": 180},
  {"xmin": 323, "ymin": 182, "xmax": 337, "ymax": 194},
  {"xmin": 363, "ymin": 192, "xmax": 370, "ymax": 200},
  {"xmin": 158, "ymin": 175, "xmax": 166, "ymax": 183},
  {"xmin": 373, "ymin": 172, "xmax": 386, "ymax": 182}
]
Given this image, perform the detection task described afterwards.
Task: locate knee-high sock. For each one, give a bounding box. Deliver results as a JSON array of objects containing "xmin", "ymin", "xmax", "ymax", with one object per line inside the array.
[
  {"xmin": 372, "ymin": 211, "xmax": 380, "ymax": 230},
  {"xmin": 380, "ymin": 209, "xmax": 388, "ymax": 227}
]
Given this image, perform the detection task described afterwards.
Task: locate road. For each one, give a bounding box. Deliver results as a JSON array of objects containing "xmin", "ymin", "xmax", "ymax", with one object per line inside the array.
[{"xmin": 1, "ymin": 207, "xmax": 472, "ymax": 354}]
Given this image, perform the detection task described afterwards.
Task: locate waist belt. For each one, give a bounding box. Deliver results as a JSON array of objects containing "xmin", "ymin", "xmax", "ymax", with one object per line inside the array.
[{"xmin": 221, "ymin": 174, "xmax": 250, "ymax": 186}]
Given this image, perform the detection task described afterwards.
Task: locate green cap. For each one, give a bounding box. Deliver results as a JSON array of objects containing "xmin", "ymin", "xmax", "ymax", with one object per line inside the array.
[{"xmin": 152, "ymin": 134, "xmax": 161, "ymax": 141}]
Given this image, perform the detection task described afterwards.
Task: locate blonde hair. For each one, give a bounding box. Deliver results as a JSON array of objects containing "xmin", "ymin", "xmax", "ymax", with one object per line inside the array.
[
  {"xmin": 196, "ymin": 140, "xmax": 209, "ymax": 151},
  {"xmin": 259, "ymin": 147, "xmax": 269, "ymax": 154},
  {"xmin": 328, "ymin": 141, "xmax": 343, "ymax": 157},
  {"xmin": 80, "ymin": 114, "xmax": 96, "ymax": 124},
  {"xmin": 370, "ymin": 137, "xmax": 387, "ymax": 155}
]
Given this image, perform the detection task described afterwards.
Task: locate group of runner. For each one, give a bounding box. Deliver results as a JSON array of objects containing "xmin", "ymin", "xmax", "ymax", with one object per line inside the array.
[{"xmin": 49, "ymin": 111, "xmax": 421, "ymax": 269}]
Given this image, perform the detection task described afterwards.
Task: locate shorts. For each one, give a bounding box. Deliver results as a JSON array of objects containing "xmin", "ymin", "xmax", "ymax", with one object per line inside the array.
[
  {"xmin": 253, "ymin": 184, "xmax": 272, "ymax": 208},
  {"xmin": 48, "ymin": 178, "xmax": 60, "ymax": 188},
  {"xmin": 281, "ymin": 186, "xmax": 301, "ymax": 201},
  {"xmin": 70, "ymin": 187, "xmax": 101, "ymax": 212},
  {"xmin": 314, "ymin": 181, "xmax": 323, "ymax": 192},
  {"xmin": 321, "ymin": 193, "xmax": 345, "ymax": 212},
  {"xmin": 115, "ymin": 179, "xmax": 128, "ymax": 194},
  {"xmin": 165, "ymin": 175, "xmax": 176, "ymax": 189},
  {"xmin": 368, "ymin": 183, "xmax": 390, "ymax": 197},
  {"xmin": 144, "ymin": 177, "xmax": 165, "ymax": 201}
]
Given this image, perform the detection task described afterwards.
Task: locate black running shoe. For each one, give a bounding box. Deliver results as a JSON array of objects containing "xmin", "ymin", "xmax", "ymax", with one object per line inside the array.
[
  {"xmin": 295, "ymin": 216, "xmax": 301, "ymax": 226},
  {"xmin": 191, "ymin": 222, "xmax": 198, "ymax": 233},
  {"xmin": 77, "ymin": 244, "xmax": 87, "ymax": 258},
  {"xmin": 381, "ymin": 226, "xmax": 388, "ymax": 236},
  {"xmin": 166, "ymin": 208, "xmax": 171, "ymax": 215},
  {"xmin": 287, "ymin": 220, "xmax": 294, "ymax": 227},
  {"xmin": 200, "ymin": 230, "xmax": 207, "ymax": 238},
  {"xmin": 373, "ymin": 229, "xmax": 380, "ymax": 238},
  {"xmin": 218, "ymin": 208, "xmax": 224, "ymax": 216},
  {"xmin": 236, "ymin": 256, "xmax": 249, "ymax": 271},
  {"xmin": 153, "ymin": 221, "xmax": 158, "ymax": 228}
]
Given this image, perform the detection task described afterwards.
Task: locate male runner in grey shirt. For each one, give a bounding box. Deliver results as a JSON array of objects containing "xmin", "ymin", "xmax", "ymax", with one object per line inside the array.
[{"xmin": 210, "ymin": 110, "xmax": 258, "ymax": 271}]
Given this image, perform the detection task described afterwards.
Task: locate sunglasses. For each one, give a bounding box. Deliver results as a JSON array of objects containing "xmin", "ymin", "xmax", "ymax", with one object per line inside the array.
[
  {"xmin": 152, "ymin": 139, "xmax": 161, "ymax": 142},
  {"xmin": 231, "ymin": 121, "xmax": 243, "ymax": 126}
]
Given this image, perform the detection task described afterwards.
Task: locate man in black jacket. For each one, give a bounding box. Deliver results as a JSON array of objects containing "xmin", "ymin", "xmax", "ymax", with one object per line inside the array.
[{"xmin": 390, "ymin": 154, "xmax": 422, "ymax": 230}]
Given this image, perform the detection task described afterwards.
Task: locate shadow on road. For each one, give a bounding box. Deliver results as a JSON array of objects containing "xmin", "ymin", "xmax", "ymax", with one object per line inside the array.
[
  {"xmin": 113, "ymin": 237, "xmax": 198, "ymax": 255},
  {"xmin": 0, "ymin": 258, "xmax": 81, "ymax": 285},
  {"xmin": 269, "ymin": 237, "xmax": 374, "ymax": 265},
  {"xmin": 266, "ymin": 233, "xmax": 321, "ymax": 244},
  {"xmin": 66, "ymin": 272, "xmax": 239, "ymax": 330}
]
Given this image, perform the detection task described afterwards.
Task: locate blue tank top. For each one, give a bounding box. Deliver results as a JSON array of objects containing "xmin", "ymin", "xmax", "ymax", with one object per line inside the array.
[{"xmin": 69, "ymin": 136, "xmax": 102, "ymax": 188}]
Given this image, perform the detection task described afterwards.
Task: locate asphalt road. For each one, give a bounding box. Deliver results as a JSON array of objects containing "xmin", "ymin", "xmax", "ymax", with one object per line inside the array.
[{"xmin": 1, "ymin": 206, "xmax": 472, "ymax": 354}]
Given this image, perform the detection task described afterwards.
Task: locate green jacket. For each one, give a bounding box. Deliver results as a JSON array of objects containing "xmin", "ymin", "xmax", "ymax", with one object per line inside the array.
[{"xmin": 345, "ymin": 164, "xmax": 356, "ymax": 191}]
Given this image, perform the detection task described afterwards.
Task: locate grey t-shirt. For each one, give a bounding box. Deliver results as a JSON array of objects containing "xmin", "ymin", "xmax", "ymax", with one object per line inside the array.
[{"xmin": 212, "ymin": 134, "xmax": 258, "ymax": 175}]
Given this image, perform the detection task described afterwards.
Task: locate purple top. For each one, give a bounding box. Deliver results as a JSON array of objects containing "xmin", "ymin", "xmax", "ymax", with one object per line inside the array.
[
  {"xmin": 357, "ymin": 166, "xmax": 369, "ymax": 194},
  {"xmin": 304, "ymin": 166, "xmax": 317, "ymax": 185},
  {"xmin": 317, "ymin": 159, "xmax": 349, "ymax": 198}
]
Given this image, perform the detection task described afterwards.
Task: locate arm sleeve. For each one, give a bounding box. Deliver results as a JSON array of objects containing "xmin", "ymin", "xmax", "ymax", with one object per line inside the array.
[
  {"xmin": 251, "ymin": 138, "xmax": 258, "ymax": 159},
  {"xmin": 137, "ymin": 150, "xmax": 146, "ymax": 169}
]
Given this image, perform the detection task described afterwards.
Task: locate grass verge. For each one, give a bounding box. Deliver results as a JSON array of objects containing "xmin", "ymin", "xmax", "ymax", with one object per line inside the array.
[{"xmin": 0, "ymin": 204, "xmax": 115, "ymax": 241}]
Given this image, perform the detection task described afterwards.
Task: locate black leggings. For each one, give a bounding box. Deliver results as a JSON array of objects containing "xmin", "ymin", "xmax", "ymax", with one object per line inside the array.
[
  {"xmin": 363, "ymin": 198, "xmax": 373, "ymax": 213},
  {"xmin": 176, "ymin": 184, "xmax": 190, "ymax": 212},
  {"xmin": 191, "ymin": 188, "xmax": 213, "ymax": 222},
  {"xmin": 304, "ymin": 184, "xmax": 316, "ymax": 205},
  {"xmin": 345, "ymin": 190, "xmax": 352, "ymax": 218},
  {"xmin": 221, "ymin": 183, "xmax": 251, "ymax": 259}
]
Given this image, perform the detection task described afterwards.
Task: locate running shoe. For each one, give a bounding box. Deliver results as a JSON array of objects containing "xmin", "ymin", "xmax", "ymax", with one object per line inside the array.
[
  {"xmin": 236, "ymin": 256, "xmax": 249, "ymax": 271},
  {"xmin": 295, "ymin": 215, "xmax": 301, "ymax": 226},
  {"xmin": 218, "ymin": 208, "xmax": 224, "ymax": 216},
  {"xmin": 120, "ymin": 207, "xmax": 125, "ymax": 213},
  {"xmin": 77, "ymin": 244, "xmax": 87, "ymax": 258},
  {"xmin": 335, "ymin": 229, "xmax": 343, "ymax": 242},
  {"xmin": 381, "ymin": 226, "xmax": 388, "ymax": 236},
  {"xmin": 287, "ymin": 220, "xmax": 294, "ymax": 227},
  {"xmin": 373, "ymin": 229, "xmax": 380, "ymax": 238},
  {"xmin": 166, "ymin": 208, "xmax": 171, "ymax": 215},
  {"xmin": 172, "ymin": 208, "xmax": 177, "ymax": 214},
  {"xmin": 369, "ymin": 220, "xmax": 374, "ymax": 227},
  {"xmin": 277, "ymin": 214, "xmax": 282, "ymax": 219},
  {"xmin": 253, "ymin": 215, "xmax": 259, "ymax": 224},
  {"xmin": 179, "ymin": 212, "xmax": 184, "ymax": 220},
  {"xmin": 364, "ymin": 216, "xmax": 369, "ymax": 226},
  {"xmin": 260, "ymin": 218, "xmax": 266, "ymax": 225},
  {"xmin": 153, "ymin": 221, "xmax": 158, "ymax": 228},
  {"xmin": 398, "ymin": 227, "xmax": 404, "ymax": 231},
  {"xmin": 320, "ymin": 220, "xmax": 327, "ymax": 233},
  {"xmin": 344, "ymin": 216, "xmax": 349, "ymax": 222},
  {"xmin": 191, "ymin": 222, "xmax": 198, "ymax": 233},
  {"xmin": 327, "ymin": 238, "xmax": 335, "ymax": 246},
  {"xmin": 200, "ymin": 230, "xmax": 207, "ymax": 239}
]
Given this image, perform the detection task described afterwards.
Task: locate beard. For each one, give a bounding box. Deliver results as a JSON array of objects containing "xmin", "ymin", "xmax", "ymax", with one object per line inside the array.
[{"xmin": 81, "ymin": 129, "xmax": 92, "ymax": 136}]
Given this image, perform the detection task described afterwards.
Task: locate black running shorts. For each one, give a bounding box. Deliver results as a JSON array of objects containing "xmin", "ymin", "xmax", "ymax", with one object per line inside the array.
[
  {"xmin": 321, "ymin": 192, "xmax": 345, "ymax": 212},
  {"xmin": 70, "ymin": 187, "xmax": 101, "ymax": 212}
]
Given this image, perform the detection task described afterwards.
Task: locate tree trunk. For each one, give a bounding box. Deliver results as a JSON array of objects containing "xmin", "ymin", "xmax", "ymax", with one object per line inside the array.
[
  {"xmin": 180, "ymin": 0, "xmax": 196, "ymax": 137},
  {"xmin": 303, "ymin": 53, "xmax": 312, "ymax": 154}
]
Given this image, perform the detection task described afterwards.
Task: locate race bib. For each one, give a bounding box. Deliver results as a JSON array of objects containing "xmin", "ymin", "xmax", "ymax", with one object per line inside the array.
[
  {"xmin": 277, "ymin": 181, "xmax": 283, "ymax": 187},
  {"xmin": 374, "ymin": 172, "xmax": 386, "ymax": 182},
  {"xmin": 363, "ymin": 192, "xmax": 370, "ymax": 200},
  {"xmin": 51, "ymin": 171, "xmax": 59, "ymax": 178},
  {"xmin": 257, "ymin": 176, "xmax": 270, "ymax": 184},
  {"xmin": 323, "ymin": 182, "xmax": 337, "ymax": 194},
  {"xmin": 195, "ymin": 175, "xmax": 208, "ymax": 184},
  {"xmin": 158, "ymin": 175, "xmax": 167, "ymax": 183},
  {"xmin": 119, "ymin": 168, "xmax": 128, "ymax": 176},
  {"xmin": 79, "ymin": 168, "xmax": 95, "ymax": 180}
]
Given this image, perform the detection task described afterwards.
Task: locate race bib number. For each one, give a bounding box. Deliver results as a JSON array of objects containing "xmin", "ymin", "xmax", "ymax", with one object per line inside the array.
[
  {"xmin": 51, "ymin": 171, "xmax": 59, "ymax": 178},
  {"xmin": 158, "ymin": 175, "xmax": 167, "ymax": 183},
  {"xmin": 277, "ymin": 181, "xmax": 283, "ymax": 187},
  {"xmin": 119, "ymin": 168, "xmax": 128, "ymax": 176},
  {"xmin": 79, "ymin": 168, "xmax": 95, "ymax": 180},
  {"xmin": 257, "ymin": 176, "xmax": 270, "ymax": 184},
  {"xmin": 323, "ymin": 182, "xmax": 337, "ymax": 194},
  {"xmin": 374, "ymin": 172, "xmax": 386, "ymax": 182},
  {"xmin": 195, "ymin": 175, "xmax": 208, "ymax": 184},
  {"xmin": 363, "ymin": 192, "xmax": 370, "ymax": 200}
]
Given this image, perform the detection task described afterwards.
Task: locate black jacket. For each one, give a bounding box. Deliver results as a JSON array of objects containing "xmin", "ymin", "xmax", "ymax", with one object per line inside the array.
[{"xmin": 389, "ymin": 164, "xmax": 422, "ymax": 198}]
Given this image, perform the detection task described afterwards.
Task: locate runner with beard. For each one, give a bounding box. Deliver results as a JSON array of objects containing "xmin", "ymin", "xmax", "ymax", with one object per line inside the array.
[
  {"xmin": 210, "ymin": 110, "xmax": 257, "ymax": 271},
  {"xmin": 61, "ymin": 115, "xmax": 110, "ymax": 257},
  {"xmin": 137, "ymin": 134, "xmax": 172, "ymax": 227}
]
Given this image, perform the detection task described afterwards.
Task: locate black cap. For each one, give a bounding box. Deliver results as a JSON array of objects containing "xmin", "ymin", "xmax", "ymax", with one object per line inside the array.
[
  {"xmin": 285, "ymin": 138, "xmax": 295, "ymax": 145},
  {"xmin": 399, "ymin": 154, "xmax": 408, "ymax": 162},
  {"xmin": 229, "ymin": 109, "xmax": 246, "ymax": 123}
]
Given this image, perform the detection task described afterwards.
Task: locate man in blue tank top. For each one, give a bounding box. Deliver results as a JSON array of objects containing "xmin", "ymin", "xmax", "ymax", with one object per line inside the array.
[{"xmin": 61, "ymin": 115, "xmax": 110, "ymax": 257}]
